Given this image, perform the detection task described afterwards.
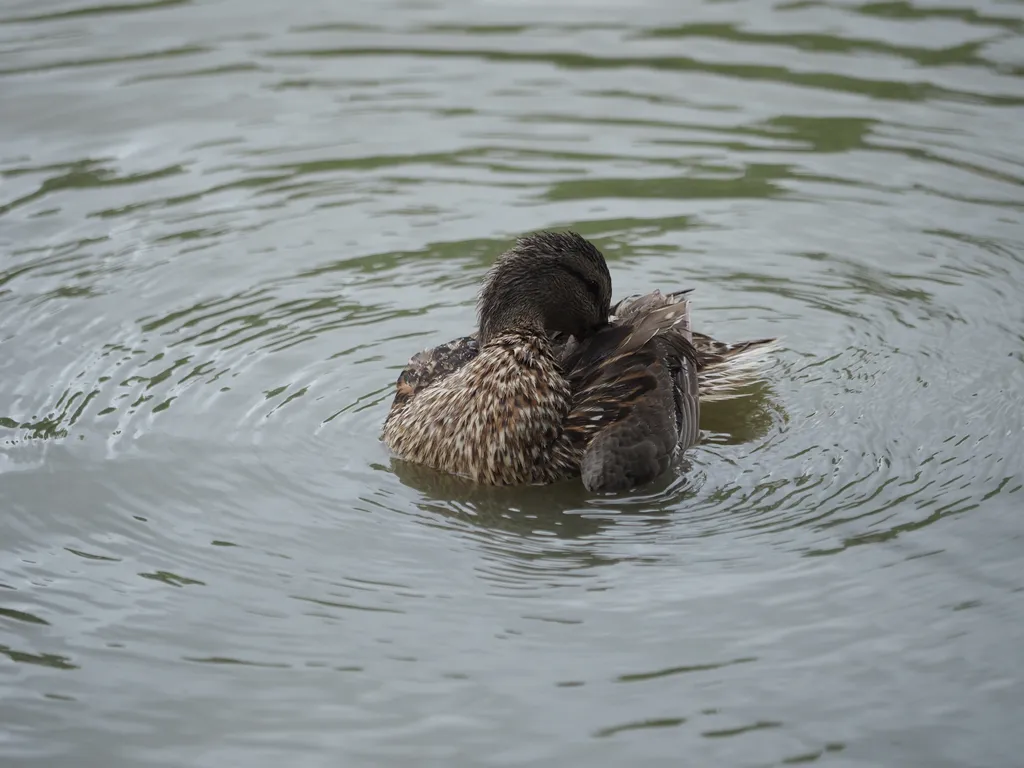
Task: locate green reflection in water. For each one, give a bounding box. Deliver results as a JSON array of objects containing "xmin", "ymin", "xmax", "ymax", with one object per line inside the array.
[
  {"xmin": 856, "ymin": 1, "xmax": 1023, "ymax": 32},
  {"xmin": 703, "ymin": 720, "xmax": 783, "ymax": 738},
  {"xmin": 0, "ymin": 46, "xmax": 210, "ymax": 80},
  {"xmin": 594, "ymin": 717, "xmax": 687, "ymax": 738},
  {"xmin": 0, "ymin": 163, "xmax": 185, "ymax": 217},
  {"xmin": 0, "ymin": 607, "xmax": 50, "ymax": 626},
  {"xmin": 268, "ymin": 46, "xmax": 1023, "ymax": 106},
  {"xmin": 0, "ymin": 0, "xmax": 193, "ymax": 25},
  {"xmin": 616, "ymin": 657, "xmax": 757, "ymax": 683},
  {"xmin": 0, "ymin": 645, "xmax": 77, "ymax": 670},
  {"xmin": 642, "ymin": 22, "xmax": 988, "ymax": 68},
  {"xmin": 545, "ymin": 170, "xmax": 788, "ymax": 203},
  {"xmin": 138, "ymin": 570, "xmax": 206, "ymax": 587}
]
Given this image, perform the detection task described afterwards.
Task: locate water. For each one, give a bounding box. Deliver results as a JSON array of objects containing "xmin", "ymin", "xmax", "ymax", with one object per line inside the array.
[{"xmin": 2, "ymin": 0, "xmax": 1023, "ymax": 765}]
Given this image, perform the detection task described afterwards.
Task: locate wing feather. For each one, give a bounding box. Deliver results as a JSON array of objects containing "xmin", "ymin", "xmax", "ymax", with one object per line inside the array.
[{"xmin": 559, "ymin": 296, "xmax": 700, "ymax": 492}]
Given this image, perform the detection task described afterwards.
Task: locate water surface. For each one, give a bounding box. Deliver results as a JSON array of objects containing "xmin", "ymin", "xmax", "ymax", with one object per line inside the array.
[{"xmin": 2, "ymin": 0, "xmax": 1023, "ymax": 765}]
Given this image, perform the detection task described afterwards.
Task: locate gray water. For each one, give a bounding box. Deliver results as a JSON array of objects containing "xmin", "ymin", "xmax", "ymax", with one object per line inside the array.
[{"xmin": 2, "ymin": 0, "xmax": 1024, "ymax": 766}]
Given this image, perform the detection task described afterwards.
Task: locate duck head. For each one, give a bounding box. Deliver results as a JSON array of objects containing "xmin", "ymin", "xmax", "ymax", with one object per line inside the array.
[{"xmin": 477, "ymin": 231, "xmax": 613, "ymax": 345}]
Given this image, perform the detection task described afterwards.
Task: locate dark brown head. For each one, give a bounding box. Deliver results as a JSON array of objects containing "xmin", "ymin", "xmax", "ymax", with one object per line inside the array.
[{"xmin": 477, "ymin": 231, "xmax": 613, "ymax": 345}]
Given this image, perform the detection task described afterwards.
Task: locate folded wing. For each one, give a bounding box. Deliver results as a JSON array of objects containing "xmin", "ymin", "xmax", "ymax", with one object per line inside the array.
[{"xmin": 560, "ymin": 297, "xmax": 700, "ymax": 492}]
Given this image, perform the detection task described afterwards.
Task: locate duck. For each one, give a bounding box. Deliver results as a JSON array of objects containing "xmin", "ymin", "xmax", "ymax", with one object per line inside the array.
[{"xmin": 381, "ymin": 231, "xmax": 776, "ymax": 492}]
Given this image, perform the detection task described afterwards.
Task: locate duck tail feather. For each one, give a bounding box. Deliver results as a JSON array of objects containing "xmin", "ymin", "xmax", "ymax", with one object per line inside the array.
[{"xmin": 697, "ymin": 337, "xmax": 780, "ymax": 401}]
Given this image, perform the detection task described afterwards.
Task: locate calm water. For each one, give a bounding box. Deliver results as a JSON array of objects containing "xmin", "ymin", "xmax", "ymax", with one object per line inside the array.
[{"xmin": 2, "ymin": 0, "xmax": 1023, "ymax": 765}]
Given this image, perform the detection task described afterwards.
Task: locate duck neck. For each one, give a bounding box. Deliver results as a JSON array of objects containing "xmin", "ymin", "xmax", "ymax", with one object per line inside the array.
[{"xmin": 481, "ymin": 327, "xmax": 556, "ymax": 372}]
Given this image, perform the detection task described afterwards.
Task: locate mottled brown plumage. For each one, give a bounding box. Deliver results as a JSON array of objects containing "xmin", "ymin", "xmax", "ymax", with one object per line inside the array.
[
  {"xmin": 611, "ymin": 290, "xmax": 777, "ymax": 401},
  {"xmin": 381, "ymin": 231, "xmax": 720, "ymax": 492},
  {"xmin": 393, "ymin": 297, "xmax": 777, "ymax": 408}
]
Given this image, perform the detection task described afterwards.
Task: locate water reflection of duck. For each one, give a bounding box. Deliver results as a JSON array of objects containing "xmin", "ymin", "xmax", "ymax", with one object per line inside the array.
[{"xmin": 382, "ymin": 231, "xmax": 776, "ymax": 492}]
